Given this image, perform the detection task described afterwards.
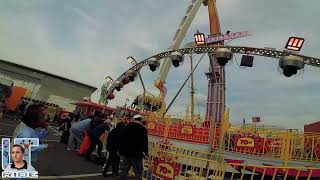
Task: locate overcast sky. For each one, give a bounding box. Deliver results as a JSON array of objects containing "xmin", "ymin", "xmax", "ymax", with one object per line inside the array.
[{"xmin": 0, "ymin": 0, "xmax": 319, "ymax": 130}]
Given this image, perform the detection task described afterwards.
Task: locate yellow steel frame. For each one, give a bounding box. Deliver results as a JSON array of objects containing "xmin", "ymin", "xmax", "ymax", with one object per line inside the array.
[
  {"xmin": 142, "ymin": 143, "xmax": 320, "ymax": 180},
  {"xmin": 146, "ymin": 119, "xmax": 320, "ymax": 163},
  {"xmin": 220, "ymin": 126, "xmax": 320, "ymax": 163}
]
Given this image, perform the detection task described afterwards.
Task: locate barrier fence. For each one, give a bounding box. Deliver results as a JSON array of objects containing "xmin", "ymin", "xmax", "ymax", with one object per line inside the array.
[
  {"xmin": 100, "ymin": 135, "xmax": 320, "ymax": 179},
  {"xmin": 142, "ymin": 144, "xmax": 320, "ymax": 180},
  {"xmin": 148, "ymin": 122, "xmax": 219, "ymax": 144},
  {"xmin": 143, "ymin": 145, "xmax": 225, "ymax": 180},
  {"xmin": 147, "ymin": 122, "xmax": 320, "ymax": 163},
  {"xmin": 226, "ymin": 163, "xmax": 320, "ymax": 180},
  {"xmin": 148, "ymin": 141, "xmax": 223, "ymax": 162},
  {"xmin": 221, "ymin": 130, "xmax": 320, "ymax": 163}
]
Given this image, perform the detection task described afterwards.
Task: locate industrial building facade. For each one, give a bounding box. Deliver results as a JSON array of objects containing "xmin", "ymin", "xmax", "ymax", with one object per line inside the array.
[{"xmin": 0, "ymin": 59, "xmax": 97, "ymax": 111}]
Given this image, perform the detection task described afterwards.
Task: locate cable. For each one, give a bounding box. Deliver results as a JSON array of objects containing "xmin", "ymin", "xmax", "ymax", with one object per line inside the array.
[
  {"xmin": 225, "ymin": 40, "xmax": 248, "ymax": 70},
  {"xmin": 163, "ymin": 53, "xmax": 206, "ymax": 117}
]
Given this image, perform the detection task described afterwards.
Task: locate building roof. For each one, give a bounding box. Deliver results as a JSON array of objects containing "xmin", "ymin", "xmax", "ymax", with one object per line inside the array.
[
  {"xmin": 73, "ymin": 101, "xmax": 115, "ymax": 111},
  {"xmin": 305, "ymin": 121, "xmax": 320, "ymax": 126},
  {"xmin": 304, "ymin": 121, "xmax": 320, "ymax": 133},
  {"xmin": 0, "ymin": 59, "xmax": 97, "ymax": 91}
]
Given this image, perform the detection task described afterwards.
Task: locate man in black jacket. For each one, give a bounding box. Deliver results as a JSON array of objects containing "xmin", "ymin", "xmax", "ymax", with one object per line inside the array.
[
  {"xmin": 119, "ymin": 114, "xmax": 148, "ymax": 180},
  {"xmin": 102, "ymin": 121, "xmax": 126, "ymax": 177},
  {"xmin": 87, "ymin": 113, "xmax": 105, "ymax": 133},
  {"xmin": 84, "ymin": 119, "xmax": 111, "ymax": 160}
]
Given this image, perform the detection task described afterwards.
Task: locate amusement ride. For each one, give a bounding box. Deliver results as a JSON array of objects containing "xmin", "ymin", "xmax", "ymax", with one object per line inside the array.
[{"xmin": 99, "ymin": 0, "xmax": 320, "ymax": 179}]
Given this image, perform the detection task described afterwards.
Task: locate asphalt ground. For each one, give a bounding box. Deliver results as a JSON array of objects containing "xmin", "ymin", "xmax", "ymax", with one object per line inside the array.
[{"xmin": 0, "ymin": 115, "xmax": 133, "ymax": 179}]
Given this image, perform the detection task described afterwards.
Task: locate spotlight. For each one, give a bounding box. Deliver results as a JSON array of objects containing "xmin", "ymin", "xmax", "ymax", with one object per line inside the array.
[
  {"xmin": 170, "ymin": 51, "xmax": 184, "ymax": 67},
  {"xmin": 126, "ymin": 70, "xmax": 137, "ymax": 82},
  {"xmin": 279, "ymin": 55, "xmax": 304, "ymax": 77},
  {"xmin": 214, "ymin": 48, "xmax": 233, "ymax": 66},
  {"xmin": 148, "ymin": 58, "xmax": 160, "ymax": 72}
]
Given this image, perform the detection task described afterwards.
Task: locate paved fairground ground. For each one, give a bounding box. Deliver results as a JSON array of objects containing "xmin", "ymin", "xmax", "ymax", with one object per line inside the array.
[{"xmin": 0, "ymin": 115, "xmax": 137, "ymax": 180}]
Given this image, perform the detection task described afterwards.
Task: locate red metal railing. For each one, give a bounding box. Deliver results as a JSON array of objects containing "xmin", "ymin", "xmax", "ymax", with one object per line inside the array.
[{"xmin": 148, "ymin": 122, "xmax": 221, "ymax": 145}]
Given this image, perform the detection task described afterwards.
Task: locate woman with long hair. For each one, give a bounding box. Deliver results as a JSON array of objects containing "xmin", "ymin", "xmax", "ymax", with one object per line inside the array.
[{"xmin": 13, "ymin": 104, "xmax": 50, "ymax": 162}]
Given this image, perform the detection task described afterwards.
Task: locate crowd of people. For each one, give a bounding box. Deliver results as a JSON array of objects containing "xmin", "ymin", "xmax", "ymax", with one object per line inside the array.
[
  {"xmin": 8, "ymin": 101, "xmax": 149, "ymax": 179},
  {"xmin": 61, "ymin": 111, "xmax": 149, "ymax": 179}
]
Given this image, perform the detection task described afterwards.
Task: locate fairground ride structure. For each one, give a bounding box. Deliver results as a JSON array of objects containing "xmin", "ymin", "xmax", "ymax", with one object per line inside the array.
[{"xmin": 101, "ymin": 0, "xmax": 320, "ymax": 179}]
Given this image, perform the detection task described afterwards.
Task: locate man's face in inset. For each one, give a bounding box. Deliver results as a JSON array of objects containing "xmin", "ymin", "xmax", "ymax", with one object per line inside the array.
[{"xmin": 11, "ymin": 146, "xmax": 24, "ymax": 163}]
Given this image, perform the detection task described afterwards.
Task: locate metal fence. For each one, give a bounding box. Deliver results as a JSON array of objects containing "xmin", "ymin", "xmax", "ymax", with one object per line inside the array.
[
  {"xmin": 221, "ymin": 129, "xmax": 320, "ymax": 163},
  {"xmin": 147, "ymin": 122, "xmax": 320, "ymax": 163},
  {"xmin": 143, "ymin": 145, "xmax": 224, "ymax": 180},
  {"xmin": 142, "ymin": 144, "xmax": 320, "ymax": 180}
]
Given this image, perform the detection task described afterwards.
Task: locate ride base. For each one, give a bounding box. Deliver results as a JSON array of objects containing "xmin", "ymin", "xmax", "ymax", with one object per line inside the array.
[{"xmin": 142, "ymin": 118, "xmax": 320, "ymax": 180}]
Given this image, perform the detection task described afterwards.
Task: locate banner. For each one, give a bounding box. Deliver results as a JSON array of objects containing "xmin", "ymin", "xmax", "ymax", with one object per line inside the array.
[{"xmin": 206, "ymin": 31, "xmax": 251, "ymax": 44}]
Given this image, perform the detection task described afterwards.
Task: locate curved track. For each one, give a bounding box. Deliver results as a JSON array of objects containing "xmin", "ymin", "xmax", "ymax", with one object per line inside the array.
[{"xmin": 106, "ymin": 45, "xmax": 320, "ymax": 101}]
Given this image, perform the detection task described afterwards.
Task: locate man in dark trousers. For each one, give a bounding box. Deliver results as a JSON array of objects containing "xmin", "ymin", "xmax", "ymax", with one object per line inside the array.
[
  {"xmin": 119, "ymin": 114, "xmax": 148, "ymax": 180},
  {"xmin": 84, "ymin": 119, "xmax": 111, "ymax": 161},
  {"xmin": 102, "ymin": 120, "xmax": 126, "ymax": 177}
]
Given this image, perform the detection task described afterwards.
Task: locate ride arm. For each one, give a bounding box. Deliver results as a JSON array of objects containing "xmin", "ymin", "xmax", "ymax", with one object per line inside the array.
[
  {"xmin": 154, "ymin": 0, "xmax": 205, "ymax": 98},
  {"xmin": 207, "ymin": 0, "xmax": 221, "ymax": 34}
]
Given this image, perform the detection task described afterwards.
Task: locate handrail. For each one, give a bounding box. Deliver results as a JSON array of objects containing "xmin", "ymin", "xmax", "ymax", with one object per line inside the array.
[
  {"xmin": 147, "ymin": 122, "xmax": 320, "ymax": 163},
  {"xmin": 142, "ymin": 144, "xmax": 320, "ymax": 180}
]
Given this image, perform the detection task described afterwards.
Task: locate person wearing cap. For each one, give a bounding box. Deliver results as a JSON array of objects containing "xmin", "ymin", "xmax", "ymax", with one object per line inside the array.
[{"xmin": 119, "ymin": 114, "xmax": 148, "ymax": 180}]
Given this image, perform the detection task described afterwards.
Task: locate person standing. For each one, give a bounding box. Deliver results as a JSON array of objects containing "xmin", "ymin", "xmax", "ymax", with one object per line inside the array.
[
  {"xmin": 74, "ymin": 113, "xmax": 81, "ymax": 122},
  {"xmin": 119, "ymin": 114, "xmax": 148, "ymax": 180},
  {"xmin": 15, "ymin": 101, "xmax": 27, "ymax": 121},
  {"xmin": 102, "ymin": 120, "xmax": 126, "ymax": 177},
  {"xmin": 59, "ymin": 116, "xmax": 72, "ymax": 145}
]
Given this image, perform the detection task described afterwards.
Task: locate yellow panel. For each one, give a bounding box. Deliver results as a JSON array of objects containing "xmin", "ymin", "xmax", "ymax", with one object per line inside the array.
[{"xmin": 24, "ymin": 90, "xmax": 32, "ymax": 98}]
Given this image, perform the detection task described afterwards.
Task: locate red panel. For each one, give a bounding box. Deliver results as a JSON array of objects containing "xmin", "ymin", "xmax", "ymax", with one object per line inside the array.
[
  {"xmin": 6, "ymin": 86, "xmax": 27, "ymax": 111},
  {"xmin": 304, "ymin": 121, "xmax": 320, "ymax": 133},
  {"xmin": 148, "ymin": 123, "xmax": 211, "ymax": 144}
]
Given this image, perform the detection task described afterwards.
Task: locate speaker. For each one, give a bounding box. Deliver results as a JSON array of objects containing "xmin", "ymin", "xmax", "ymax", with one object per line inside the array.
[{"xmin": 240, "ymin": 55, "xmax": 254, "ymax": 67}]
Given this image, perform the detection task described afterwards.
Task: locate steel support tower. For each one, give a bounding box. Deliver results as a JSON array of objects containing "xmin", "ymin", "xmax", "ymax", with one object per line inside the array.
[{"xmin": 205, "ymin": 0, "xmax": 225, "ymax": 124}]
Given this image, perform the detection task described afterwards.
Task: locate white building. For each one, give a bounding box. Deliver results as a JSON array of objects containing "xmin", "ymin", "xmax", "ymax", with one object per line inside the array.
[{"xmin": 0, "ymin": 59, "xmax": 97, "ymax": 111}]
